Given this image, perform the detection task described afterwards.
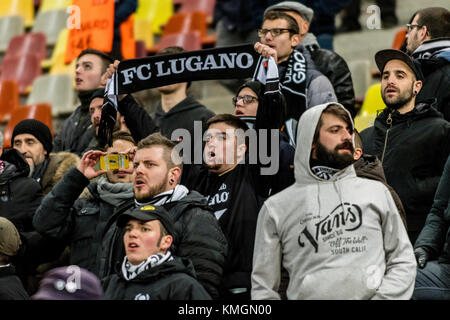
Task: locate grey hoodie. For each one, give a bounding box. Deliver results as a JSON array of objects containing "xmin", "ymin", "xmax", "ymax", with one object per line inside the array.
[{"xmin": 251, "ymin": 102, "xmax": 416, "ymax": 300}]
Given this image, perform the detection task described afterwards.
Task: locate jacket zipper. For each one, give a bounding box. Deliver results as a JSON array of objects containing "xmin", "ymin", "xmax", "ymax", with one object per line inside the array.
[{"xmin": 381, "ymin": 112, "xmax": 393, "ymax": 163}]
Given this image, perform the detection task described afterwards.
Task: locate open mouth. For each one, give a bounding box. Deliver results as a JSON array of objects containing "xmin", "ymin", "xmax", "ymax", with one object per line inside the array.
[
  {"xmin": 385, "ymin": 88, "xmax": 397, "ymax": 94},
  {"xmin": 128, "ymin": 242, "xmax": 139, "ymax": 250},
  {"xmin": 235, "ymin": 109, "xmax": 244, "ymax": 116},
  {"xmin": 134, "ymin": 178, "xmax": 146, "ymax": 188}
]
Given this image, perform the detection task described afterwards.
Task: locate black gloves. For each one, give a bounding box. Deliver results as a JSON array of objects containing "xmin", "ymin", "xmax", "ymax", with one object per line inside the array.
[{"xmin": 414, "ymin": 247, "xmax": 430, "ymax": 269}]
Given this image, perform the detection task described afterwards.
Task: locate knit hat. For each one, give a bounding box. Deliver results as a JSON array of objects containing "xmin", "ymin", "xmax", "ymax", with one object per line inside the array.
[
  {"xmin": 265, "ymin": 1, "xmax": 314, "ymax": 23},
  {"xmin": 236, "ymin": 80, "xmax": 263, "ymax": 99},
  {"xmin": 0, "ymin": 217, "xmax": 22, "ymax": 257},
  {"xmin": 11, "ymin": 119, "xmax": 53, "ymax": 154},
  {"xmin": 89, "ymin": 88, "xmax": 105, "ymax": 104},
  {"xmin": 32, "ymin": 266, "xmax": 103, "ymax": 300}
]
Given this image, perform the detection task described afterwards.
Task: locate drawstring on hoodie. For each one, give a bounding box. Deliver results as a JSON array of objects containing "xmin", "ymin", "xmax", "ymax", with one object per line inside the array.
[{"xmin": 332, "ymin": 178, "xmax": 346, "ymax": 218}]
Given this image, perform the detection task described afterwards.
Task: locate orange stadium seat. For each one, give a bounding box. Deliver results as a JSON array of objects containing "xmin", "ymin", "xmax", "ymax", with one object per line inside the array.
[
  {"xmin": 4, "ymin": 32, "xmax": 47, "ymax": 61},
  {"xmin": 163, "ymin": 11, "xmax": 215, "ymax": 45},
  {"xmin": 3, "ymin": 103, "xmax": 53, "ymax": 148},
  {"xmin": 0, "ymin": 53, "xmax": 43, "ymax": 94},
  {"xmin": 157, "ymin": 31, "xmax": 202, "ymax": 51},
  {"xmin": 0, "ymin": 80, "xmax": 20, "ymax": 122},
  {"xmin": 392, "ymin": 27, "xmax": 407, "ymax": 50}
]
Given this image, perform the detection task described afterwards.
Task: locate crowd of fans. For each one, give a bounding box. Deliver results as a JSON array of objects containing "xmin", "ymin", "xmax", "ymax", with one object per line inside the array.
[{"xmin": 0, "ymin": 1, "xmax": 449, "ymax": 301}]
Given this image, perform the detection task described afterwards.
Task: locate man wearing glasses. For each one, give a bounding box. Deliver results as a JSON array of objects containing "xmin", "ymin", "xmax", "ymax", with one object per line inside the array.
[
  {"xmin": 254, "ymin": 10, "xmax": 336, "ymax": 146},
  {"xmin": 406, "ymin": 7, "xmax": 450, "ymax": 122}
]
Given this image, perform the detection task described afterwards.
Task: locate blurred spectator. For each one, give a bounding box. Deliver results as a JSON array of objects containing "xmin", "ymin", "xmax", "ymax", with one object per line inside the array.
[
  {"xmin": 406, "ymin": 7, "xmax": 450, "ymax": 122},
  {"xmin": 338, "ymin": 0, "xmax": 398, "ymax": 33},
  {"xmin": 103, "ymin": 206, "xmax": 211, "ymax": 300},
  {"xmin": 0, "ymin": 217, "xmax": 29, "ymax": 300},
  {"xmin": 32, "ymin": 266, "xmax": 103, "ymax": 300},
  {"xmin": 111, "ymin": 0, "xmax": 138, "ymax": 60},
  {"xmin": 53, "ymin": 49, "xmax": 114, "ymax": 157}
]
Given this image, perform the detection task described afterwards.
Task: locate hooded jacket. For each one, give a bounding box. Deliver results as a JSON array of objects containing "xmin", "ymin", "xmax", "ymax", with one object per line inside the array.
[
  {"xmin": 102, "ymin": 256, "xmax": 211, "ymax": 300},
  {"xmin": 360, "ymin": 100, "xmax": 450, "ymax": 243},
  {"xmin": 412, "ymin": 37, "xmax": 450, "ymax": 121},
  {"xmin": 251, "ymin": 102, "xmax": 416, "ymax": 300}
]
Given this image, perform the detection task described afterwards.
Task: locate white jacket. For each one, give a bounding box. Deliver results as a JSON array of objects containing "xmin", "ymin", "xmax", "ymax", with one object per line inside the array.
[{"xmin": 251, "ymin": 102, "xmax": 416, "ymax": 300}]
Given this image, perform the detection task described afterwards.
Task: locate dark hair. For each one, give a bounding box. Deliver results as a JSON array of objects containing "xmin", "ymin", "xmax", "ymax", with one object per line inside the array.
[
  {"xmin": 353, "ymin": 129, "xmax": 362, "ymax": 149},
  {"xmin": 156, "ymin": 46, "xmax": 191, "ymax": 89},
  {"xmin": 414, "ymin": 7, "xmax": 450, "ymax": 39},
  {"xmin": 77, "ymin": 49, "xmax": 114, "ymax": 73},
  {"xmin": 206, "ymin": 114, "xmax": 249, "ymax": 148},
  {"xmin": 137, "ymin": 133, "xmax": 183, "ymax": 171},
  {"xmin": 313, "ymin": 104, "xmax": 352, "ymax": 145},
  {"xmin": 263, "ymin": 11, "xmax": 299, "ymax": 36},
  {"xmin": 112, "ymin": 130, "xmax": 136, "ymax": 146}
]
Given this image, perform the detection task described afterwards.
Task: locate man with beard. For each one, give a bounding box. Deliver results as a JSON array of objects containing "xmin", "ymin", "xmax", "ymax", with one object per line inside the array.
[
  {"xmin": 252, "ymin": 102, "xmax": 416, "ymax": 300},
  {"xmin": 361, "ymin": 49, "xmax": 450, "ymax": 244},
  {"xmin": 405, "ymin": 7, "xmax": 450, "ymax": 121},
  {"xmin": 12, "ymin": 119, "xmax": 79, "ymax": 195},
  {"xmin": 99, "ymin": 133, "xmax": 227, "ymax": 299}
]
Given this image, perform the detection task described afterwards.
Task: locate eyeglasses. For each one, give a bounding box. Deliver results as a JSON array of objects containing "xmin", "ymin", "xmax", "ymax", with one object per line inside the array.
[
  {"xmin": 257, "ymin": 28, "xmax": 295, "ymax": 38},
  {"xmin": 405, "ymin": 23, "xmax": 423, "ymax": 32},
  {"xmin": 232, "ymin": 95, "xmax": 258, "ymax": 106}
]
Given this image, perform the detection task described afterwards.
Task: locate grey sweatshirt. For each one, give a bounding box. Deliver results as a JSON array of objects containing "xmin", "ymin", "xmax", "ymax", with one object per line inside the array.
[{"xmin": 251, "ymin": 102, "xmax": 416, "ymax": 300}]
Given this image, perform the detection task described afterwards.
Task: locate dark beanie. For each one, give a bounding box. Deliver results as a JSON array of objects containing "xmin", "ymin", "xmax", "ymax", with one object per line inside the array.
[
  {"xmin": 237, "ymin": 80, "xmax": 263, "ymax": 99},
  {"xmin": 89, "ymin": 88, "xmax": 105, "ymax": 104},
  {"xmin": 12, "ymin": 119, "xmax": 53, "ymax": 154}
]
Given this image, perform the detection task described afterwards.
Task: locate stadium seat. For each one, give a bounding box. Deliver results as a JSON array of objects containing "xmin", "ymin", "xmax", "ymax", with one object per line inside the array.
[
  {"xmin": 135, "ymin": 0, "xmax": 173, "ymax": 35},
  {"xmin": 354, "ymin": 112, "xmax": 377, "ymax": 132},
  {"xmin": 4, "ymin": 32, "xmax": 47, "ymax": 62},
  {"xmin": 392, "ymin": 28, "xmax": 407, "ymax": 50},
  {"xmin": 38, "ymin": 0, "xmax": 71, "ymax": 13},
  {"xmin": 3, "ymin": 103, "xmax": 53, "ymax": 148},
  {"xmin": 359, "ymin": 83, "xmax": 386, "ymax": 116},
  {"xmin": 0, "ymin": 53, "xmax": 42, "ymax": 94},
  {"xmin": 157, "ymin": 31, "xmax": 202, "ymax": 51},
  {"xmin": 134, "ymin": 18, "xmax": 154, "ymax": 51},
  {"xmin": 0, "ymin": 80, "xmax": 20, "ymax": 122},
  {"xmin": 135, "ymin": 40, "xmax": 147, "ymax": 58},
  {"xmin": 26, "ymin": 74, "xmax": 75, "ymax": 117},
  {"xmin": 32, "ymin": 9, "xmax": 68, "ymax": 47},
  {"xmin": 0, "ymin": 0, "xmax": 34, "ymax": 29},
  {"xmin": 178, "ymin": 0, "xmax": 215, "ymax": 23},
  {"xmin": 0, "ymin": 15, "xmax": 24, "ymax": 53},
  {"xmin": 348, "ymin": 59, "xmax": 371, "ymax": 101}
]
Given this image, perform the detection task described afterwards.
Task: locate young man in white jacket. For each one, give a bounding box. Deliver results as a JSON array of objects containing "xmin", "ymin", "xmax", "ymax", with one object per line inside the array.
[{"xmin": 251, "ymin": 102, "xmax": 416, "ymax": 300}]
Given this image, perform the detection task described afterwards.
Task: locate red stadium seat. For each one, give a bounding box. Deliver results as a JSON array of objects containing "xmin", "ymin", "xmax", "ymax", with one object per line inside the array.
[
  {"xmin": 3, "ymin": 103, "xmax": 53, "ymax": 148},
  {"xmin": 135, "ymin": 40, "xmax": 147, "ymax": 58},
  {"xmin": 0, "ymin": 53, "xmax": 43, "ymax": 94},
  {"xmin": 178, "ymin": 0, "xmax": 215, "ymax": 22},
  {"xmin": 0, "ymin": 80, "xmax": 20, "ymax": 122},
  {"xmin": 156, "ymin": 31, "xmax": 202, "ymax": 51},
  {"xmin": 162, "ymin": 11, "xmax": 215, "ymax": 46},
  {"xmin": 4, "ymin": 32, "xmax": 47, "ymax": 61}
]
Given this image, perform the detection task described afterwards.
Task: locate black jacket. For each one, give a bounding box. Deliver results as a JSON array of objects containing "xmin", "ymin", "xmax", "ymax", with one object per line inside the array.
[
  {"xmin": 414, "ymin": 155, "xmax": 450, "ymax": 264},
  {"xmin": 361, "ymin": 101, "xmax": 450, "ymax": 243},
  {"xmin": 151, "ymin": 96, "xmax": 215, "ymax": 141},
  {"xmin": 102, "ymin": 257, "xmax": 211, "ymax": 300},
  {"xmin": 32, "ymin": 167, "xmax": 134, "ymax": 276},
  {"xmin": 99, "ymin": 191, "xmax": 228, "ymax": 299},
  {"xmin": 53, "ymin": 91, "xmax": 96, "ymax": 157},
  {"xmin": 0, "ymin": 265, "xmax": 30, "ymax": 300}
]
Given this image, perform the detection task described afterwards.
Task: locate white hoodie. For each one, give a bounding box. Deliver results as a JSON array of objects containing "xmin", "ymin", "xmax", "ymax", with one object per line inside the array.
[{"xmin": 251, "ymin": 102, "xmax": 416, "ymax": 300}]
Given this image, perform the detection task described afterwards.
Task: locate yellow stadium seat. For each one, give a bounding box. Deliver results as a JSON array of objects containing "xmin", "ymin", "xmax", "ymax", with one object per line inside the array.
[
  {"xmin": 39, "ymin": 0, "xmax": 71, "ymax": 13},
  {"xmin": 135, "ymin": 0, "xmax": 173, "ymax": 34},
  {"xmin": 134, "ymin": 18, "xmax": 154, "ymax": 50},
  {"xmin": 354, "ymin": 112, "xmax": 377, "ymax": 132},
  {"xmin": 359, "ymin": 83, "xmax": 386, "ymax": 116},
  {"xmin": 42, "ymin": 28, "xmax": 68, "ymax": 69},
  {"xmin": 0, "ymin": 0, "xmax": 34, "ymax": 29}
]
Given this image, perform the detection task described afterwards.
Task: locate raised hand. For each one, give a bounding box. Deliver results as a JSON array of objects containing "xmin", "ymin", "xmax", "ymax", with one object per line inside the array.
[
  {"xmin": 77, "ymin": 150, "xmax": 108, "ymax": 180},
  {"xmin": 254, "ymin": 42, "xmax": 278, "ymax": 63}
]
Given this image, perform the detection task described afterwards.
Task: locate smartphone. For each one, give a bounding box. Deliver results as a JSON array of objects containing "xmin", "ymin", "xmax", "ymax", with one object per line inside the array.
[{"xmin": 99, "ymin": 154, "xmax": 129, "ymax": 170}]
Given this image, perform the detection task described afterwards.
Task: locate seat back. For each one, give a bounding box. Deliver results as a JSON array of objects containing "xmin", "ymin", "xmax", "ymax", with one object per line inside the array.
[
  {"xmin": 392, "ymin": 28, "xmax": 407, "ymax": 50},
  {"xmin": 3, "ymin": 103, "xmax": 53, "ymax": 148},
  {"xmin": 39, "ymin": 0, "xmax": 71, "ymax": 12},
  {"xmin": 0, "ymin": 15, "xmax": 24, "ymax": 53},
  {"xmin": 0, "ymin": 0, "xmax": 34, "ymax": 28},
  {"xmin": 178, "ymin": 0, "xmax": 215, "ymax": 22},
  {"xmin": 0, "ymin": 53, "xmax": 42, "ymax": 94},
  {"xmin": 359, "ymin": 83, "xmax": 386, "ymax": 116},
  {"xmin": 348, "ymin": 59, "xmax": 371, "ymax": 100},
  {"xmin": 157, "ymin": 31, "xmax": 202, "ymax": 51},
  {"xmin": 32, "ymin": 9, "xmax": 68, "ymax": 46},
  {"xmin": 4, "ymin": 32, "xmax": 47, "ymax": 61},
  {"xmin": 135, "ymin": 0, "xmax": 174, "ymax": 34},
  {"xmin": 0, "ymin": 80, "xmax": 20, "ymax": 122}
]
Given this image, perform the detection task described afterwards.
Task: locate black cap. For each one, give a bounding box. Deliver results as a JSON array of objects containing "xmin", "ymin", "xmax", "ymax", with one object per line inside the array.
[
  {"xmin": 375, "ymin": 49, "xmax": 424, "ymax": 81},
  {"xmin": 12, "ymin": 119, "xmax": 53, "ymax": 154},
  {"xmin": 237, "ymin": 80, "xmax": 263, "ymax": 99},
  {"xmin": 89, "ymin": 88, "xmax": 105, "ymax": 104},
  {"xmin": 117, "ymin": 205, "xmax": 175, "ymax": 236}
]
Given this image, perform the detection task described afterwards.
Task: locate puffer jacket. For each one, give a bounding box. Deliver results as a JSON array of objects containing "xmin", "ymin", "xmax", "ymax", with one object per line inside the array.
[{"xmin": 102, "ymin": 256, "xmax": 211, "ymax": 300}]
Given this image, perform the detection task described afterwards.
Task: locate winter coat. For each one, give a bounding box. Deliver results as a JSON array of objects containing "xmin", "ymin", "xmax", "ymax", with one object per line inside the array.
[
  {"xmin": 99, "ymin": 191, "xmax": 228, "ymax": 299},
  {"xmin": 251, "ymin": 102, "xmax": 416, "ymax": 300},
  {"xmin": 354, "ymin": 154, "xmax": 407, "ymax": 228},
  {"xmin": 412, "ymin": 38, "xmax": 450, "ymax": 122},
  {"xmin": 32, "ymin": 167, "xmax": 134, "ymax": 276},
  {"xmin": 415, "ymin": 155, "xmax": 450, "ymax": 264},
  {"xmin": 151, "ymin": 96, "xmax": 215, "ymax": 141},
  {"xmin": 360, "ymin": 100, "xmax": 450, "ymax": 243},
  {"xmin": 0, "ymin": 265, "xmax": 30, "ymax": 300},
  {"xmin": 37, "ymin": 152, "xmax": 80, "ymax": 195},
  {"xmin": 53, "ymin": 90, "xmax": 97, "ymax": 157},
  {"xmin": 102, "ymin": 257, "xmax": 211, "ymax": 300}
]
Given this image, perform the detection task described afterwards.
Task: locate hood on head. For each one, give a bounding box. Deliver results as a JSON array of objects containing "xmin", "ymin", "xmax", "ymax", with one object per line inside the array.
[{"xmin": 294, "ymin": 102, "xmax": 355, "ymax": 183}]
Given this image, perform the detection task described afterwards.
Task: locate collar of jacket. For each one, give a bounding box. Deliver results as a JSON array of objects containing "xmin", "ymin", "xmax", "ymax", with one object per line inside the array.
[
  {"xmin": 412, "ymin": 37, "xmax": 450, "ymax": 60},
  {"xmin": 377, "ymin": 99, "xmax": 441, "ymax": 126},
  {"xmin": 0, "ymin": 149, "xmax": 30, "ymax": 181},
  {"xmin": 78, "ymin": 89, "xmax": 98, "ymax": 112},
  {"xmin": 155, "ymin": 96, "xmax": 205, "ymax": 117}
]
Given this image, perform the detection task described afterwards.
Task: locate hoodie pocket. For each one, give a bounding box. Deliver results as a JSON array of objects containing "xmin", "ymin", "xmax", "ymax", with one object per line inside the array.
[{"xmin": 297, "ymin": 267, "xmax": 379, "ymax": 300}]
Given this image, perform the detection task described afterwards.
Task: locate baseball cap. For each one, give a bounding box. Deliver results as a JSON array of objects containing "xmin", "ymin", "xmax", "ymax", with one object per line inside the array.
[
  {"xmin": 32, "ymin": 266, "xmax": 103, "ymax": 300},
  {"xmin": 375, "ymin": 49, "xmax": 424, "ymax": 81},
  {"xmin": 117, "ymin": 205, "xmax": 175, "ymax": 236},
  {"xmin": 0, "ymin": 217, "xmax": 21, "ymax": 256},
  {"xmin": 265, "ymin": 1, "xmax": 314, "ymax": 23}
]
